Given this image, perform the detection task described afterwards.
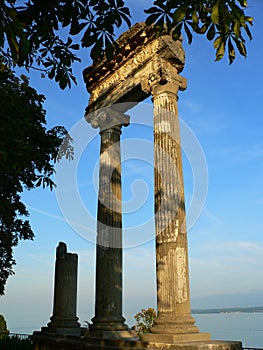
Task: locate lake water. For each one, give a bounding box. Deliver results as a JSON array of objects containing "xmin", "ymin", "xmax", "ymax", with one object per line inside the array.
[
  {"xmin": 10, "ymin": 313, "xmax": 263, "ymax": 348},
  {"xmin": 194, "ymin": 312, "xmax": 263, "ymax": 348}
]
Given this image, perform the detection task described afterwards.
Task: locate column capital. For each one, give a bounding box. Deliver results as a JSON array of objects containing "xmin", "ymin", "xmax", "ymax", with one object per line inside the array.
[
  {"xmin": 86, "ymin": 107, "xmax": 130, "ymax": 131},
  {"xmin": 141, "ymin": 60, "xmax": 187, "ymax": 97}
]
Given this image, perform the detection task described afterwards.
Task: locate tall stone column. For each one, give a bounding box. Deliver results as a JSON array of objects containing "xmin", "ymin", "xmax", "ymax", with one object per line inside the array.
[
  {"xmin": 47, "ymin": 242, "xmax": 80, "ymax": 335},
  {"xmin": 141, "ymin": 63, "xmax": 210, "ymax": 342},
  {"xmin": 86, "ymin": 108, "xmax": 137, "ymax": 340}
]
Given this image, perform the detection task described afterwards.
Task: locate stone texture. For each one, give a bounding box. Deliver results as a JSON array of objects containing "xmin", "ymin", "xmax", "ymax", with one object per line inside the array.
[
  {"xmin": 40, "ymin": 242, "xmax": 80, "ymax": 336},
  {"xmin": 87, "ymin": 108, "xmax": 137, "ymax": 340},
  {"xmin": 141, "ymin": 65, "xmax": 208, "ymax": 340},
  {"xmin": 32, "ymin": 333, "xmax": 242, "ymax": 350},
  {"xmin": 83, "ymin": 23, "xmax": 185, "ymax": 113}
]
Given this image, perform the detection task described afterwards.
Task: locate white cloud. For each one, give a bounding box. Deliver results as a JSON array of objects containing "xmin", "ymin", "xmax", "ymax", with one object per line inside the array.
[
  {"xmin": 207, "ymin": 144, "xmax": 263, "ymax": 165},
  {"xmin": 189, "ymin": 240, "xmax": 263, "ymax": 298}
]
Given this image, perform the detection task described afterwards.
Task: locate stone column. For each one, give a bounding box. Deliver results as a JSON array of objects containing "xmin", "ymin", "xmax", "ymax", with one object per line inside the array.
[
  {"xmin": 141, "ymin": 63, "xmax": 210, "ymax": 342},
  {"xmin": 86, "ymin": 108, "xmax": 137, "ymax": 340},
  {"xmin": 47, "ymin": 242, "xmax": 80, "ymax": 335}
]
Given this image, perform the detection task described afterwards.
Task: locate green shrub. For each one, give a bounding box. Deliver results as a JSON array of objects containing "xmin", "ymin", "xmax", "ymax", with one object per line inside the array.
[
  {"xmin": 0, "ymin": 335, "xmax": 33, "ymax": 350},
  {"xmin": 0, "ymin": 314, "xmax": 9, "ymax": 339},
  {"xmin": 133, "ymin": 307, "xmax": 157, "ymax": 334}
]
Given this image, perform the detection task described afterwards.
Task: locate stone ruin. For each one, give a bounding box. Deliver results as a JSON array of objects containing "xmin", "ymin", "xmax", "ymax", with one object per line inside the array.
[{"xmin": 32, "ymin": 23, "xmax": 242, "ymax": 350}]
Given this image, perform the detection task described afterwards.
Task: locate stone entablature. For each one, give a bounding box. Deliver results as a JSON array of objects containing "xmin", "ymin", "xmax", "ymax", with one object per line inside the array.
[{"xmin": 83, "ymin": 23, "xmax": 185, "ymax": 113}]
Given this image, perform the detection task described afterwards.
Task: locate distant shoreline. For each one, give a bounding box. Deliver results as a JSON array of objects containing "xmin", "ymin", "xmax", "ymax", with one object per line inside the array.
[{"xmin": 192, "ymin": 306, "xmax": 263, "ymax": 314}]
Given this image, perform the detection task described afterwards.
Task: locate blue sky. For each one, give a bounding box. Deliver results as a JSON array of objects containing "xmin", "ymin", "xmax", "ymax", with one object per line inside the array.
[{"xmin": 1, "ymin": 0, "xmax": 263, "ymax": 333}]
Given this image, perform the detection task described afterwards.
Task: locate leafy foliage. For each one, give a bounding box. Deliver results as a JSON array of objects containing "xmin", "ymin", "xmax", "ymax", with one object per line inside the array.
[
  {"xmin": 0, "ymin": 1, "xmax": 253, "ymax": 89},
  {"xmin": 0, "ymin": 59, "xmax": 73, "ymax": 295},
  {"xmin": 133, "ymin": 308, "xmax": 157, "ymax": 334},
  {"xmin": 0, "ymin": 335, "xmax": 33, "ymax": 350},
  {"xmin": 0, "ymin": 0, "xmax": 131, "ymax": 89},
  {"xmin": 145, "ymin": 0, "xmax": 253, "ymax": 65},
  {"xmin": 0, "ymin": 314, "xmax": 9, "ymax": 338}
]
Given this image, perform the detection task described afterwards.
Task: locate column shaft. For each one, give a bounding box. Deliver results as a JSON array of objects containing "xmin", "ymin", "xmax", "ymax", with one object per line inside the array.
[
  {"xmin": 47, "ymin": 242, "xmax": 80, "ymax": 335},
  {"xmin": 151, "ymin": 82, "xmax": 198, "ymax": 334},
  {"xmin": 90, "ymin": 126, "xmax": 127, "ymax": 331}
]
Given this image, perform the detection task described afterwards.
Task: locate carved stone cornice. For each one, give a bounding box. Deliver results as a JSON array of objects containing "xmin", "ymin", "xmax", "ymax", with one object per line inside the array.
[
  {"xmin": 83, "ymin": 23, "xmax": 157, "ymax": 89},
  {"xmin": 86, "ymin": 107, "xmax": 130, "ymax": 132},
  {"xmin": 83, "ymin": 23, "xmax": 185, "ymax": 114}
]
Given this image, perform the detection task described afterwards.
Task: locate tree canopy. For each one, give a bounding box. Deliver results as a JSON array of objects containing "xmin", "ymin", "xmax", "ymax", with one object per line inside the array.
[
  {"xmin": 0, "ymin": 60, "xmax": 73, "ymax": 295},
  {"xmin": 0, "ymin": 314, "xmax": 9, "ymax": 338},
  {"xmin": 0, "ymin": 0, "xmax": 253, "ymax": 89}
]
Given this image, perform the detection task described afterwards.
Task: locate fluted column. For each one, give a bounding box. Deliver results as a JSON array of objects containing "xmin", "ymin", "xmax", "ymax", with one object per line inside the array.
[
  {"xmin": 141, "ymin": 63, "xmax": 210, "ymax": 342},
  {"xmin": 86, "ymin": 108, "xmax": 137, "ymax": 340},
  {"xmin": 47, "ymin": 242, "xmax": 80, "ymax": 335}
]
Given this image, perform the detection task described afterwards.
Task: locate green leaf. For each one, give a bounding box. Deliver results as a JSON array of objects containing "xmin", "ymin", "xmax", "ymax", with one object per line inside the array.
[
  {"xmin": 214, "ymin": 35, "xmax": 223, "ymax": 49},
  {"xmin": 105, "ymin": 35, "xmax": 114, "ymax": 60},
  {"xmin": 70, "ymin": 22, "xmax": 87, "ymax": 35},
  {"xmin": 184, "ymin": 22, "xmax": 193, "ymax": 44},
  {"xmin": 228, "ymin": 37, "xmax": 235, "ymax": 64},
  {"xmin": 81, "ymin": 29, "xmax": 96, "ymax": 47},
  {"xmin": 43, "ymin": 61, "xmax": 53, "ymax": 68},
  {"xmin": 215, "ymin": 42, "xmax": 225, "ymax": 61},
  {"xmin": 214, "ymin": 35, "xmax": 226, "ymax": 61},
  {"xmin": 172, "ymin": 23, "xmax": 183, "ymax": 41},
  {"xmin": 192, "ymin": 11, "xmax": 199, "ymax": 30},
  {"xmin": 35, "ymin": 177, "xmax": 42, "ymax": 187},
  {"xmin": 90, "ymin": 37, "xmax": 103, "ymax": 61},
  {"xmin": 144, "ymin": 6, "xmax": 161, "ymax": 14},
  {"xmin": 48, "ymin": 67, "xmax": 56, "ymax": 80},
  {"xmin": 59, "ymin": 75, "xmax": 68, "ymax": 89},
  {"xmin": 69, "ymin": 44, "xmax": 80, "ymax": 50},
  {"xmin": 173, "ymin": 8, "xmax": 186, "ymax": 23},
  {"xmin": 66, "ymin": 37, "xmax": 73, "ymax": 46},
  {"xmin": 245, "ymin": 16, "xmax": 254, "ymax": 24},
  {"xmin": 243, "ymin": 23, "xmax": 252, "ymax": 41},
  {"xmin": 234, "ymin": 21, "xmax": 240, "ymax": 38},
  {"xmin": 233, "ymin": 37, "xmax": 247, "ymax": 57},
  {"xmin": 211, "ymin": 0, "xmax": 220, "ymax": 24},
  {"xmin": 228, "ymin": 1, "xmax": 244, "ymax": 19},
  {"xmin": 89, "ymin": 0, "xmax": 98, "ymax": 6},
  {"xmin": 119, "ymin": 11, "xmax": 131, "ymax": 28},
  {"xmin": 237, "ymin": 0, "xmax": 248, "ymax": 7},
  {"xmin": 116, "ymin": 0, "xmax": 125, "ymax": 7},
  {"xmin": 199, "ymin": 23, "xmax": 209, "ymax": 35},
  {"xmin": 207, "ymin": 24, "xmax": 216, "ymax": 41},
  {"xmin": 145, "ymin": 13, "xmax": 162, "ymax": 26}
]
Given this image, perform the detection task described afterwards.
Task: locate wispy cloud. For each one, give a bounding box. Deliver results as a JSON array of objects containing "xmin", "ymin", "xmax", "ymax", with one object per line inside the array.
[
  {"xmin": 27, "ymin": 205, "xmax": 65, "ymax": 221},
  {"xmin": 190, "ymin": 113, "xmax": 228, "ymax": 136},
  {"xmin": 208, "ymin": 144, "xmax": 263, "ymax": 165},
  {"xmin": 180, "ymin": 98, "xmax": 228, "ymax": 136},
  {"xmin": 202, "ymin": 207, "xmax": 223, "ymax": 226},
  {"xmin": 189, "ymin": 240, "xmax": 263, "ymax": 297},
  {"xmin": 181, "ymin": 99, "xmax": 204, "ymax": 114}
]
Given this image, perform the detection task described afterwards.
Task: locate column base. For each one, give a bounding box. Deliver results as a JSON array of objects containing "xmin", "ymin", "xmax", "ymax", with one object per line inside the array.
[
  {"xmin": 39, "ymin": 326, "xmax": 81, "ymax": 337},
  {"xmin": 86, "ymin": 329, "xmax": 139, "ymax": 340},
  {"xmin": 141, "ymin": 313, "xmax": 210, "ymax": 343},
  {"xmin": 144, "ymin": 340, "xmax": 242, "ymax": 350},
  {"xmin": 141, "ymin": 332, "xmax": 210, "ymax": 343},
  {"xmin": 88, "ymin": 316, "xmax": 139, "ymax": 340},
  {"xmin": 151, "ymin": 314, "xmax": 201, "ymax": 333},
  {"xmin": 44, "ymin": 316, "xmax": 81, "ymax": 336}
]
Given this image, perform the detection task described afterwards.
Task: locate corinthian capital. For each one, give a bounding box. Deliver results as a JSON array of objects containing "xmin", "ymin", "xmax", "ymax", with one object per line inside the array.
[
  {"xmin": 85, "ymin": 107, "xmax": 130, "ymax": 131},
  {"xmin": 141, "ymin": 60, "xmax": 187, "ymax": 96}
]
